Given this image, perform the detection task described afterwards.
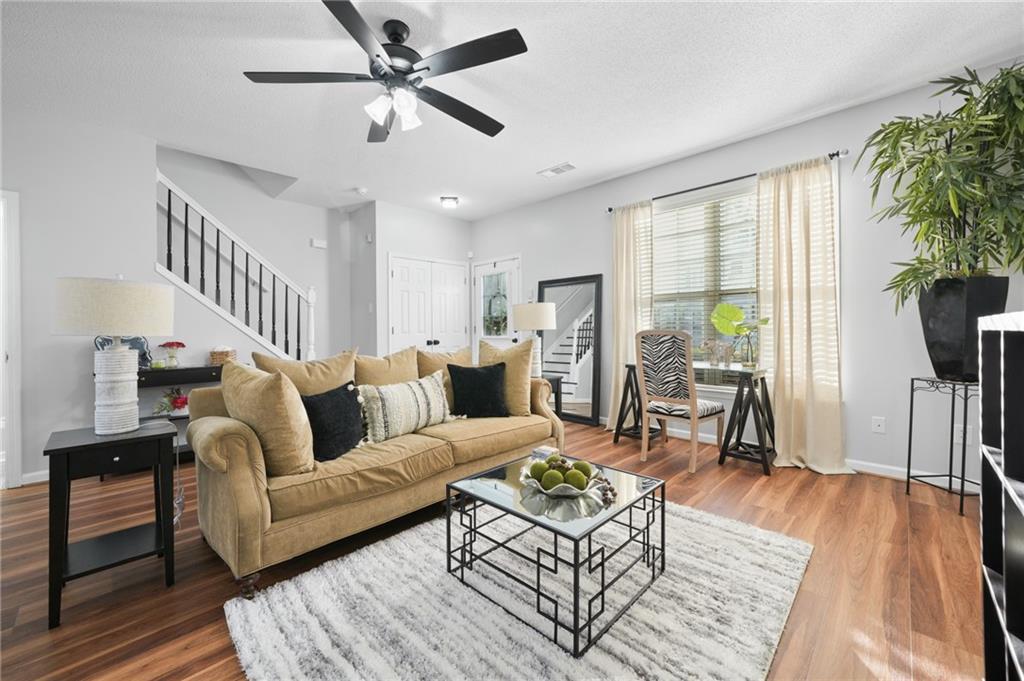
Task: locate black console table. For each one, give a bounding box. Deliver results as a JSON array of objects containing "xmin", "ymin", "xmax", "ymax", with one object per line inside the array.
[
  {"xmin": 44, "ymin": 422, "xmax": 177, "ymax": 628},
  {"xmin": 718, "ymin": 369, "xmax": 776, "ymax": 475},
  {"xmin": 904, "ymin": 376, "xmax": 979, "ymax": 515}
]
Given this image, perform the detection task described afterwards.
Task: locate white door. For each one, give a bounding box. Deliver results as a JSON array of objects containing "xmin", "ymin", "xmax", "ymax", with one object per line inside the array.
[
  {"xmin": 0, "ymin": 191, "xmax": 21, "ymax": 489},
  {"xmin": 431, "ymin": 262, "xmax": 469, "ymax": 351},
  {"xmin": 389, "ymin": 257, "xmax": 432, "ymax": 352},
  {"xmin": 472, "ymin": 256, "xmax": 521, "ymax": 355}
]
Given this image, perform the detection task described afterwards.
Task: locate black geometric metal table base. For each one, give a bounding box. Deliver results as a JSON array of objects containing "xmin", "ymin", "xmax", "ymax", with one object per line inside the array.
[
  {"xmin": 718, "ymin": 370, "xmax": 776, "ymax": 475},
  {"xmin": 904, "ymin": 377, "xmax": 980, "ymax": 516},
  {"xmin": 445, "ymin": 483, "xmax": 666, "ymax": 658},
  {"xmin": 613, "ymin": 363, "xmax": 661, "ymax": 443}
]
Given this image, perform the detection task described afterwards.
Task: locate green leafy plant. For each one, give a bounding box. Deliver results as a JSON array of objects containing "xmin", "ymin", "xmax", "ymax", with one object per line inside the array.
[
  {"xmin": 857, "ymin": 63, "xmax": 1024, "ymax": 309},
  {"xmin": 710, "ymin": 303, "xmax": 768, "ymax": 364}
]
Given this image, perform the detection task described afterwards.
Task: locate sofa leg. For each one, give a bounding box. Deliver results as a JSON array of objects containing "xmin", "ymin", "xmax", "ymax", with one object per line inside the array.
[{"xmin": 236, "ymin": 572, "xmax": 261, "ymax": 599}]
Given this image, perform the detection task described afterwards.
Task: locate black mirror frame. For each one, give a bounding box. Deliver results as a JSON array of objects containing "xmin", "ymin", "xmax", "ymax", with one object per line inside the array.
[{"xmin": 537, "ymin": 274, "xmax": 603, "ymax": 426}]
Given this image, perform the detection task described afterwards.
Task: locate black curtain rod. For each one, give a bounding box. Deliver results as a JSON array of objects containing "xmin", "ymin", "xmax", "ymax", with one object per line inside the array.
[{"xmin": 606, "ymin": 148, "xmax": 847, "ymax": 213}]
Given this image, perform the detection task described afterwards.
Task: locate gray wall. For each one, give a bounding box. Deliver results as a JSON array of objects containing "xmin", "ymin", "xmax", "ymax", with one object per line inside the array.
[
  {"xmin": 347, "ymin": 202, "xmax": 377, "ymax": 355},
  {"xmin": 469, "ymin": 62, "xmax": 1024, "ymax": 478}
]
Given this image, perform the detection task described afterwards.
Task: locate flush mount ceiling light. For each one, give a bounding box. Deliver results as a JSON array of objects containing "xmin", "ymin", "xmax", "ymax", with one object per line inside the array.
[
  {"xmin": 440, "ymin": 196, "xmax": 459, "ymax": 209},
  {"xmin": 243, "ymin": 1, "xmax": 528, "ymax": 143}
]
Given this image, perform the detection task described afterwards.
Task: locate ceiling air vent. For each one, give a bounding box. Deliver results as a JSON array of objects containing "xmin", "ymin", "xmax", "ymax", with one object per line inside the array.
[{"xmin": 536, "ymin": 162, "xmax": 576, "ymax": 178}]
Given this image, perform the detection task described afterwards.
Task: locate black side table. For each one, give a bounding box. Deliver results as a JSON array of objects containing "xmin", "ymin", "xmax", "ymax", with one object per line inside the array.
[
  {"xmin": 718, "ymin": 369, "xmax": 776, "ymax": 475},
  {"xmin": 612, "ymin": 363, "xmax": 661, "ymax": 442},
  {"xmin": 44, "ymin": 422, "xmax": 177, "ymax": 628},
  {"xmin": 904, "ymin": 377, "xmax": 979, "ymax": 515},
  {"xmin": 542, "ymin": 373, "xmax": 563, "ymax": 417}
]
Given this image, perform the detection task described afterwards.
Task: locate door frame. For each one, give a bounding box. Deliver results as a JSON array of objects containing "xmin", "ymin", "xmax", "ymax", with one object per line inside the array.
[
  {"xmin": 386, "ymin": 252, "xmax": 469, "ymax": 354},
  {"xmin": 1, "ymin": 191, "xmax": 22, "ymax": 488}
]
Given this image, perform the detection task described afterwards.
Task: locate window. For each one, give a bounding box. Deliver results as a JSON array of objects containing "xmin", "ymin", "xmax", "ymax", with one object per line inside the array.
[{"xmin": 644, "ymin": 177, "xmax": 758, "ymax": 386}]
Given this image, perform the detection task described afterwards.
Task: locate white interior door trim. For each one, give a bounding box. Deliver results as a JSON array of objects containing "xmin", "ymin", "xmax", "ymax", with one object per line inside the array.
[
  {"xmin": 471, "ymin": 253, "xmax": 522, "ymax": 353},
  {"xmin": 1, "ymin": 191, "xmax": 23, "ymax": 489}
]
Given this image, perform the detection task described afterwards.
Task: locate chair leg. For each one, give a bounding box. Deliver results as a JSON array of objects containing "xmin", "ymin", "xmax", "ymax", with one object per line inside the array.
[
  {"xmin": 689, "ymin": 417, "xmax": 699, "ymax": 473},
  {"xmin": 640, "ymin": 412, "xmax": 650, "ymax": 462},
  {"xmin": 716, "ymin": 414, "xmax": 724, "ymax": 449},
  {"xmin": 658, "ymin": 418, "xmax": 669, "ymax": 444}
]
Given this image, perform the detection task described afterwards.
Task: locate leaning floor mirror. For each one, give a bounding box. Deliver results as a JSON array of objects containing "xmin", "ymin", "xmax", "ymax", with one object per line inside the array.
[{"xmin": 537, "ymin": 274, "xmax": 602, "ymax": 425}]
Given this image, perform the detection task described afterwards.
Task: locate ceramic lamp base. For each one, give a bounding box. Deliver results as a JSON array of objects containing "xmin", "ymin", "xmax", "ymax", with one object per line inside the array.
[
  {"xmin": 531, "ymin": 334, "xmax": 543, "ymax": 378},
  {"xmin": 94, "ymin": 345, "xmax": 140, "ymax": 435}
]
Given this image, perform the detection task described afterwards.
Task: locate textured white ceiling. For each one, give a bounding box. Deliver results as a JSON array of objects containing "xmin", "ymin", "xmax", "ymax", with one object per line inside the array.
[{"xmin": 3, "ymin": 1, "xmax": 1022, "ymax": 220}]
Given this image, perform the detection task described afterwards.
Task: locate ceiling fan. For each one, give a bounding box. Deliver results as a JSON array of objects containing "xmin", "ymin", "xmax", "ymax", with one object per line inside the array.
[{"xmin": 244, "ymin": 1, "xmax": 527, "ymax": 143}]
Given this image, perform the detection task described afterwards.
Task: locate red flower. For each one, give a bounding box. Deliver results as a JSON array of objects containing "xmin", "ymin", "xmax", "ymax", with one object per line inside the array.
[
  {"xmin": 171, "ymin": 396, "xmax": 189, "ymax": 410},
  {"xmin": 160, "ymin": 341, "xmax": 186, "ymax": 349}
]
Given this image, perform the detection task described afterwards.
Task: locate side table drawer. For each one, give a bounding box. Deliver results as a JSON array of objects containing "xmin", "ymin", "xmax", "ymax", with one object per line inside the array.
[{"xmin": 68, "ymin": 443, "xmax": 159, "ymax": 478}]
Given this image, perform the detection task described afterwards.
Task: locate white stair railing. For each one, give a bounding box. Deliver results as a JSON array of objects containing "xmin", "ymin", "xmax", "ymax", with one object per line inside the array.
[{"xmin": 155, "ymin": 171, "xmax": 315, "ymax": 359}]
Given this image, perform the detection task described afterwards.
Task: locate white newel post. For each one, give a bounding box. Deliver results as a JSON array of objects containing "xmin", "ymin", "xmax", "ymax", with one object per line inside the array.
[{"xmin": 306, "ymin": 286, "xmax": 316, "ymax": 360}]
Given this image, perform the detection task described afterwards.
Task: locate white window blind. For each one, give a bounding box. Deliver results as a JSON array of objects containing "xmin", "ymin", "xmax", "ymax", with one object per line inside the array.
[{"xmin": 644, "ymin": 176, "xmax": 758, "ymax": 386}]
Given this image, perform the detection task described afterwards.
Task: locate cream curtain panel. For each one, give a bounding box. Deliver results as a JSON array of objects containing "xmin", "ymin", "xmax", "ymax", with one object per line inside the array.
[
  {"xmin": 757, "ymin": 157, "xmax": 850, "ymax": 473},
  {"xmin": 606, "ymin": 202, "xmax": 653, "ymax": 430}
]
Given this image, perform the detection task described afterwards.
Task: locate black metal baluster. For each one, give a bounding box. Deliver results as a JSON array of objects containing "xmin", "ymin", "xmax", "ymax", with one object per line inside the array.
[
  {"xmin": 199, "ymin": 216, "xmax": 206, "ymax": 295},
  {"xmin": 183, "ymin": 204, "xmax": 190, "ymax": 284},
  {"xmin": 284, "ymin": 286, "xmax": 290, "ymax": 355},
  {"xmin": 230, "ymin": 242, "xmax": 236, "ymax": 315},
  {"xmin": 296, "ymin": 293, "xmax": 302, "ymax": 360},
  {"xmin": 258, "ymin": 264, "xmax": 264, "ymax": 335},
  {"xmin": 245, "ymin": 253, "xmax": 250, "ymax": 326},
  {"xmin": 215, "ymin": 230, "xmax": 221, "ymax": 306},
  {"xmin": 271, "ymin": 275, "xmax": 277, "ymax": 345},
  {"xmin": 165, "ymin": 189, "xmax": 172, "ymax": 270}
]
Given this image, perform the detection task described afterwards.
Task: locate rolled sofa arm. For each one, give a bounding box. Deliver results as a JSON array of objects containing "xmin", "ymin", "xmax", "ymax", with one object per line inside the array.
[
  {"xmin": 186, "ymin": 416, "xmax": 271, "ymax": 578},
  {"xmin": 530, "ymin": 378, "xmax": 565, "ymax": 451}
]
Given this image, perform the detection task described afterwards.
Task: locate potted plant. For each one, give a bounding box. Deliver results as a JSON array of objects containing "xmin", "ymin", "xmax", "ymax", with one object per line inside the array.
[
  {"xmin": 159, "ymin": 340, "xmax": 186, "ymax": 368},
  {"xmin": 858, "ymin": 63, "xmax": 1024, "ymax": 382},
  {"xmin": 154, "ymin": 387, "xmax": 188, "ymax": 416},
  {"xmin": 710, "ymin": 303, "xmax": 768, "ymax": 369}
]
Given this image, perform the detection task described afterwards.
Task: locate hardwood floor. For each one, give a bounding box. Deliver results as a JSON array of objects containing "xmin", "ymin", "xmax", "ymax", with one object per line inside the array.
[{"xmin": 0, "ymin": 423, "xmax": 981, "ymax": 680}]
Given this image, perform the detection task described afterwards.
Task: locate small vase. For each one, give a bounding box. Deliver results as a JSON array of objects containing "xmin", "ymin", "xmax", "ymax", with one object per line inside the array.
[{"xmin": 166, "ymin": 350, "xmax": 179, "ymax": 368}]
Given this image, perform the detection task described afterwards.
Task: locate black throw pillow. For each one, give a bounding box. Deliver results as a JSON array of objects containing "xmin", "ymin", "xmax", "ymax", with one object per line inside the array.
[
  {"xmin": 300, "ymin": 381, "xmax": 365, "ymax": 462},
  {"xmin": 448, "ymin": 363, "xmax": 510, "ymax": 418}
]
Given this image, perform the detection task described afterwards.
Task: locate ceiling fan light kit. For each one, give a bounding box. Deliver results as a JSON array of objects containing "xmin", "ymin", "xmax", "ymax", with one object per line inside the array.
[{"xmin": 244, "ymin": 1, "xmax": 528, "ymax": 143}]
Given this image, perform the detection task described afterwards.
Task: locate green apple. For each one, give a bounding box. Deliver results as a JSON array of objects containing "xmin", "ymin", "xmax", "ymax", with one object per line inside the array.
[
  {"xmin": 530, "ymin": 461, "xmax": 550, "ymax": 481},
  {"xmin": 572, "ymin": 461, "xmax": 593, "ymax": 479},
  {"xmin": 565, "ymin": 469, "xmax": 588, "ymax": 491},
  {"xmin": 540, "ymin": 470, "xmax": 564, "ymax": 491},
  {"xmin": 545, "ymin": 453, "xmax": 562, "ymax": 465}
]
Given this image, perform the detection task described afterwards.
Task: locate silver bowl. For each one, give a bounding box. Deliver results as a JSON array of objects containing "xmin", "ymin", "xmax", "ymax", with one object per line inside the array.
[{"xmin": 519, "ymin": 458, "xmax": 603, "ymax": 498}]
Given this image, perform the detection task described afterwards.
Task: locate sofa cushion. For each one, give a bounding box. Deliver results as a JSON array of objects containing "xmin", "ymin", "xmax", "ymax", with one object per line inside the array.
[
  {"xmin": 355, "ymin": 346, "xmax": 418, "ymax": 386},
  {"xmin": 448, "ymin": 363, "xmax": 509, "ymax": 418},
  {"xmin": 252, "ymin": 350, "xmax": 357, "ymax": 395},
  {"xmin": 479, "ymin": 339, "xmax": 533, "ymax": 416},
  {"xmin": 300, "ymin": 382, "xmax": 366, "ymax": 461},
  {"xmin": 221, "ymin": 362, "xmax": 315, "ymax": 477},
  {"xmin": 267, "ymin": 433, "xmax": 454, "ymax": 521},
  {"xmin": 418, "ymin": 415, "xmax": 552, "ymax": 464},
  {"xmin": 417, "ymin": 347, "xmax": 472, "ymax": 409}
]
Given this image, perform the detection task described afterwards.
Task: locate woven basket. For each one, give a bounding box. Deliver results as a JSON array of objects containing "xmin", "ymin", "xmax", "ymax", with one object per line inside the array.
[{"xmin": 209, "ymin": 349, "xmax": 237, "ymax": 366}]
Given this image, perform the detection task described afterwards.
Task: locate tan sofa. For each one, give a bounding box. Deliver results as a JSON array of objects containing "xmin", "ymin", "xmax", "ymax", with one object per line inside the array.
[{"xmin": 186, "ymin": 378, "xmax": 563, "ymax": 595}]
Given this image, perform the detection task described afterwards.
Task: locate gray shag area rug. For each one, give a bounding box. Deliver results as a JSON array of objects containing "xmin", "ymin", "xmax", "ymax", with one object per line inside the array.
[{"xmin": 225, "ymin": 501, "xmax": 812, "ymax": 681}]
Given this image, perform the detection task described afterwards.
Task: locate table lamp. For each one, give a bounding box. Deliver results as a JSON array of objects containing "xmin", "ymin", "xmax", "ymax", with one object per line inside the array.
[
  {"xmin": 54, "ymin": 277, "xmax": 174, "ymax": 435},
  {"xmin": 512, "ymin": 302, "xmax": 556, "ymax": 378}
]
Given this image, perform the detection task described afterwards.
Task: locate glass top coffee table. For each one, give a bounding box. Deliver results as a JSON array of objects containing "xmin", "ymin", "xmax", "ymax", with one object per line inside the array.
[{"xmin": 446, "ymin": 454, "xmax": 665, "ymax": 658}]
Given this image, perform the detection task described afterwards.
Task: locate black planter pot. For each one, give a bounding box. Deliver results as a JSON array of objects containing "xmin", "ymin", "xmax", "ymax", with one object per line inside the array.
[{"xmin": 917, "ymin": 276, "xmax": 1009, "ymax": 382}]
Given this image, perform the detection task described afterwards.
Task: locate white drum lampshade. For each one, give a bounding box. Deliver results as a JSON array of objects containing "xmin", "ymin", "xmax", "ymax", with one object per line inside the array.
[
  {"xmin": 512, "ymin": 302, "xmax": 557, "ymax": 378},
  {"xmin": 54, "ymin": 278, "xmax": 175, "ymax": 435}
]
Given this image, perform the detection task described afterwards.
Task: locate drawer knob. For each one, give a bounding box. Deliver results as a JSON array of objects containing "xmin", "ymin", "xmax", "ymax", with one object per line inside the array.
[{"xmin": 112, "ymin": 456, "xmax": 120, "ymax": 462}]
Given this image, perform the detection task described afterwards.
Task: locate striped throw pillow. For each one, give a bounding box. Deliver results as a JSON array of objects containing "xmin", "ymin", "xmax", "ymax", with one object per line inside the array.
[{"xmin": 358, "ymin": 370, "xmax": 452, "ymax": 443}]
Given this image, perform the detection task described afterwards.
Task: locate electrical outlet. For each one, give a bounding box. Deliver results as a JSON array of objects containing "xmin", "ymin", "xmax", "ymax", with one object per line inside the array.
[
  {"xmin": 871, "ymin": 416, "xmax": 886, "ymax": 434},
  {"xmin": 953, "ymin": 425, "xmax": 975, "ymax": 445}
]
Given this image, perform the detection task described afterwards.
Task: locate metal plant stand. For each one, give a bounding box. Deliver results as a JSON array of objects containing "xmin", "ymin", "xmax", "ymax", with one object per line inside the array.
[
  {"xmin": 904, "ymin": 376, "xmax": 980, "ymax": 515},
  {"xmin": 446, "ymin": 458, "xmax": 665, "ymax": 658}
]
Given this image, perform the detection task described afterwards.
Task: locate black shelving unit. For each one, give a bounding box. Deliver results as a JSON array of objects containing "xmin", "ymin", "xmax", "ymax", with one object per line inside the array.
[{"xmin": 980, "ymin": 311, "xmax": 1024, "ymax": 681}]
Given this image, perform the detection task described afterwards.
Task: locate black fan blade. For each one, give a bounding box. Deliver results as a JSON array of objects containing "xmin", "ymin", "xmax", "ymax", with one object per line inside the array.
[
  {"xmin": 322, "ymin": 1, "xmax": 393, "ymax": 76},
  {"xmin": 367, "ymin": 109, "xmax": 396, "ymax": 143},
  {"xmin": 414, "ymin": 85, "xmax": 504, "ymax": 137},
  {"xmin": 244, "ymin": 71, "xmax": 379, "ymax": 83},
  {"xmin": 413, "ymin": 29, "xmax": 526, "ymax": 78}
]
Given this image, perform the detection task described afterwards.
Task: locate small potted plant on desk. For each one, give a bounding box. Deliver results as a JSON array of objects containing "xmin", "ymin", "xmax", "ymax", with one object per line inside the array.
[
  {"xmin": 710, "ymin": 303, "xmax": 768, "ymax": 370},
  {"xmin": 158, "ymin": 340, "xmax": 186, "ymax": 368}
]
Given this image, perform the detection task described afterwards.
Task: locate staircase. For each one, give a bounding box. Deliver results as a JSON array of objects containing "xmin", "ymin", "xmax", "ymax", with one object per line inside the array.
[
  {"xmin": 155, "ymin": 171, "xmax": 315, "ymax": 359},
  {"xmin": 542, "ymin": 306, "xmax": 594, "ymax": 401}
]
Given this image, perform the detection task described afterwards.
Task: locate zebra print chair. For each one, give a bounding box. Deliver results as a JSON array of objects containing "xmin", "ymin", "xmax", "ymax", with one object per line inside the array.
[{"xmin": 635, "ymin": 330, "xmax": 726, "ymax": 472}]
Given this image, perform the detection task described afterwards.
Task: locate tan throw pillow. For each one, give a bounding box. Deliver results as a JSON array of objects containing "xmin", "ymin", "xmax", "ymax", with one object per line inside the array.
[
  {"xmin": 417, "ymin": 347, "xmax": 472, "ymax": 409},
  {"xmin": 355, "ymin": 346, "xmax": 418, "ymax": 386},
  {"xmin": 251, "ymin": 349, "xmax": 357, "ymax": 396},
  {"xmin": 220, "ymin": 362, "xmax": 315, "ymax": 477},
  {"xmin": 479, "ymin": 339, "xmax": 533, "ymax": 416}
]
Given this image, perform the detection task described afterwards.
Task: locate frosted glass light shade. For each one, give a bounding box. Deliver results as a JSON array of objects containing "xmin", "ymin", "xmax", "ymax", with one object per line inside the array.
[
  {"xmin": 512, "ymin": 302, "xmax": 556, "ymax": 331},
  {"xmin": 54, "ymin": 277, "xmax": 174, "ymax": 337},
  {"xmin": 364, "ymin": 93, "xmax": 392, "ymax": 126}
]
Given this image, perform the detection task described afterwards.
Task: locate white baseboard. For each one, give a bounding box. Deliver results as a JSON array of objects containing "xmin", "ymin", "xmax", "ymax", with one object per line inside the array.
[
  {"xmin": 846, "ymin": 458, "xmax": 939, "ymax": 481},
  {"xmin": 20, "ymin": 469, "xmax": 48, "ymax": 485}
]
